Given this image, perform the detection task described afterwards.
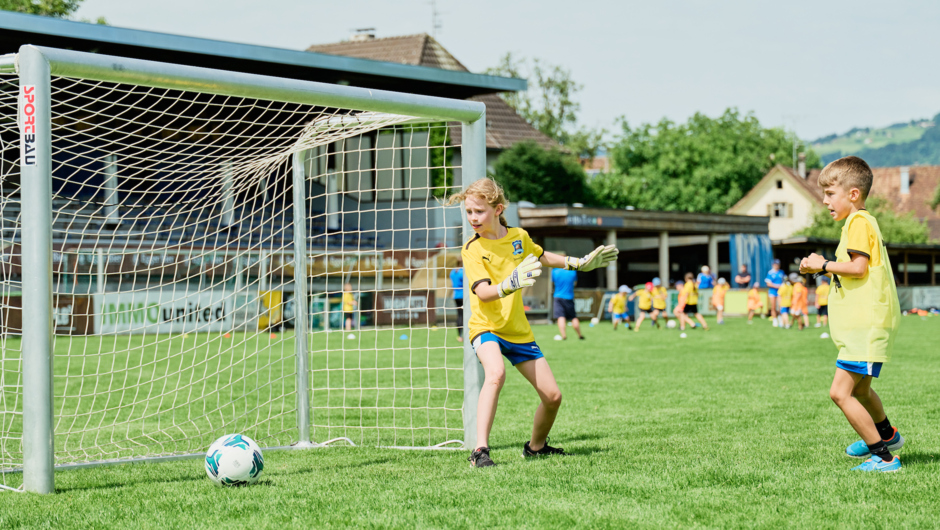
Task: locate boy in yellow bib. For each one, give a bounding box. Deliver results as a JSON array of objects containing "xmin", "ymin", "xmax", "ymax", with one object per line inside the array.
[{"xmin": 800, "ymin": 156, "xmax": 903, "ymax": 473}]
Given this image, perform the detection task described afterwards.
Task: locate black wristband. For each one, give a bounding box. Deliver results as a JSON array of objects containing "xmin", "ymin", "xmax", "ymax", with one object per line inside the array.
[{"xmin": 822, "ymin": 260, "xmax": 829, "ymax": 273}]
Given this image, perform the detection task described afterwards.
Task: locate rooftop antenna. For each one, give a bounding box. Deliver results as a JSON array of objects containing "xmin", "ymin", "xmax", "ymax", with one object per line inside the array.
[{"xmin": 430, "ymin": 0, "xmax": 442, "ymax": 38}]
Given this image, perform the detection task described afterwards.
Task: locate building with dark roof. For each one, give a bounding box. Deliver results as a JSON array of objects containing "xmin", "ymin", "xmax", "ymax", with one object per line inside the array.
[{"xmin": 307, "ymin": 33, "xmax": 560, "ymax": 161}]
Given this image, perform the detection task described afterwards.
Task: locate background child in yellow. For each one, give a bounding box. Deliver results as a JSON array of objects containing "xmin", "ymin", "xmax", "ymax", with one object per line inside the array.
[
  {"xmin": 747, "ymin": 282, "xmax": 763, "ymax": 324},
  {"xmin": 777, "ymin": 276, "xmax": 793, "ymax": 329},
  {"xmin": 342, "ymin": 283, "xmax": 357, "ymax": 333},
  {"xmin": 815, "ymin": 276, "xmax": 830, "ymax": 328},
  {"xmin": 800, "ymin": 155, "xmax": 903, "ymax": 472},
  {"xmin": 447, "ymin": 178, "xmax": 618, "ymax": 468},
  {"xmin": 673, "ymin": 280, "xmax": 691, "ymax": 331},
  {"xmin": 650, "ymin": 277, "xmax": 668, "ymax": 328},
  {"xmin": 682, "ymin": 272, "xmax": 709, "ymax": 331},
  {"xmin": 607, "ymin": 285, "xmax": 631, "ymax": 330},
  {"xmin": 711, "ymin": 277, "xmax": 729, "ymax": 325},
  {"xmin": 790, "ymin": 273, "xmax": 809, "ymax": 331},
  {"xmin": 629, "ymin": 281, "xmax": 654, "ymax": 331}
]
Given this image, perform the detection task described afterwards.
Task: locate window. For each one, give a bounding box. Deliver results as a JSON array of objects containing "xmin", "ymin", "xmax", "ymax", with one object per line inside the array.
[
  {"xmin": 770, "ymin": 202, "xmax": 792, "ymax": 218},
  {"xmin": 776, "ymin": 180, "xmax": 783, "ymax": 189}
]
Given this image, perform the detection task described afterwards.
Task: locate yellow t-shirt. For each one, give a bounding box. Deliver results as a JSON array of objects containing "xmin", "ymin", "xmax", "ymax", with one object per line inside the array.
[
  {"xmin": 845, "ymin": 212, "xmax": 882, "ymax": 267},
  {"xmin": 711, "ymin": 284, "xmax": 729, "ymax": 306},
  {"xmin": 791, "ymin": 283, "xmax": 807, "ymax": 311},
  {"xmin": 463, "ymin": 227, "xmax": 544, "ymax": 344},
  {"xmin": 635, "ymin": 289, "xmax": 652, "ymax": 310},
  {"xmin": 778, "ymin": 283, "xmax": 793, "ymax": 307},
  {"xmin": 610, "ymin": 293, "xmax": 627, "ymax": 313},
  {"xmin": 816, "ymin": 283, "xmax": 830, "ymax": 306},
  {"xmin": 651, "ymin": 286, "xmax": 668, "ymax": 310},
  {"xmin": 342, "ymin": 292, "xmax": 355, "ymax": 312},
  {"xmin": 682, "ymin": 281, "xmax": 698, "ymax": 305},
  {"xmin": 829, "ymin": 210, "xmax": 900, "ymax": 362}
]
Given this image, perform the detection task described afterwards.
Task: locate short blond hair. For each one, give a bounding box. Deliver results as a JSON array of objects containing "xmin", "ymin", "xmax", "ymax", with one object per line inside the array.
[
  {"xmin": 445, "ymin": 177, "xmax": 509, "ymax": 227},
  {"xmin": 817, "ymin": 155, "xmax": 873, "ymax": 199}
]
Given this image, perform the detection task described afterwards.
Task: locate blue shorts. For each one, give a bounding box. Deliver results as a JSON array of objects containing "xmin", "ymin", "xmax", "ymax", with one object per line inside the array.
[
  {"xmin": 471, "ymin": 332, "xmax": 544, "ymax": 366},
  {"xmin": 836, "ymin": 360, "xmax": 883, "ymax": 378},
  {"xmin": 768, "ymin": 289, "xmax": 779, "ymax": 297},
  {"xmin": 613, "ymin": 312, "xmax": 629, "ymax": 321},
  {"xmin": 780, "ymin": 307, "xmax": 790, "ymax": 314}
]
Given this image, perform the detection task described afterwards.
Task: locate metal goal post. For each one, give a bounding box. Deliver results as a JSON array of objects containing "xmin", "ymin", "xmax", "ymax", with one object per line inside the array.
[{"xmin": 4, "ymin": 45, "xmax": 486, "ymax": 494}]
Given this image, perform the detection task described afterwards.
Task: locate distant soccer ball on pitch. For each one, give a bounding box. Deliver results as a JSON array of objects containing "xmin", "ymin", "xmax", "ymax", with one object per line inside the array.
[
  {"xmin": 205, "ymin": 433, "xmax": 264, "ymax": 486},
  {"xmin": 590, "ymin": 317, "xmax": 599, "ymax": 326},
  {"xmin": 666, "ymin": 320, "xmax": 677, "ymax": 329}
]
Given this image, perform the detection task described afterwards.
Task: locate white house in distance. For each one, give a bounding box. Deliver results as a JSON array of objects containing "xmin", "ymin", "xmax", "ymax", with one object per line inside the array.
[{"xmin": 728, "ymin": 163, "xmax": 940, "ymax": 241}]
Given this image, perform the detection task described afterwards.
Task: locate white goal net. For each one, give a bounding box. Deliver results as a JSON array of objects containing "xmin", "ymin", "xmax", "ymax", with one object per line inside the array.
[{"xmin": 1, "ymin": 50, "xmax": 480, "ymax": 490}]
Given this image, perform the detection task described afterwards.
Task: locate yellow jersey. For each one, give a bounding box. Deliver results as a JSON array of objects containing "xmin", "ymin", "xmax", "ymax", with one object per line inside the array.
[
  {"xmin": 610, "ymin": 293, "xmax": 627, "ymax": 314},
  {"xmin": 634, "ymin": 288, "xmax": 652, "ymax": 310},
  {"xmin": 682, "ymin": 281, "xmax": 698, "ymax": 305},
  {"xmin": 747, "ymin": 288, "xmax": 762, "ymax": 310},
  {"xmin": 463, "ymin": 227, "xmax": 543, "ymax": 343},
  {"xmin": 791, "ymin": 283, "xmax": 807, "ymax": 311},
  {"xmin": 342, "ymin": 292, "xmax": 355, "ymax": 312},
  {"xmin": 778, "ymin": 283, "xmax": 793, "ymax": 307},
  {"xmin": 651, "ymin": 286, "xmax": 668, "ymax": 310},
  {"xmin": 711, "ymin": 284, "xmax": 729, "ymax": 306},
  {"xmin": 829, "ymin": 210, "xmax": 900, "ymax": 363},
  {"xmin": 816, "ymin": 283, "xmax": 830, "ymax": 306}
]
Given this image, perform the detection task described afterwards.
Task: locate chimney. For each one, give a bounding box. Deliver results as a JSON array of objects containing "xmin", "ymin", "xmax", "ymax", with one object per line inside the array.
[
  {"xmin": 351, "ymin": 28, "xmax": 376, "ymax": 42},
  {"xmin": 797, "ymin": 152, "xmax": 806, "ymax": 179},
  {"xmin": 900, "ymin": 166, "xmax": 910, "ymax": 195}
]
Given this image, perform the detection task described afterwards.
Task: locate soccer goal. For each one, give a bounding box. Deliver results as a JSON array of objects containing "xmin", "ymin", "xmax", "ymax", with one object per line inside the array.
[{"xmin": 0, "ymin": 45, "xmax": 486, "ymax": 493}]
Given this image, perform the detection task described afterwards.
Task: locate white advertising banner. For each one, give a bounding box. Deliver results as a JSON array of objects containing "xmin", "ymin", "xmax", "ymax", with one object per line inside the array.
[{"xmin": 95, "ymin": 290, "xmax": 236, "ymax": 334}]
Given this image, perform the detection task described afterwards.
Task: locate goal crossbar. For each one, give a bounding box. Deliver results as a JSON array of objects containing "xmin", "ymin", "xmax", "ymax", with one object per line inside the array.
[{"xmin": 9, "ymin": 44, "xmax": 487, "ymax": 494}]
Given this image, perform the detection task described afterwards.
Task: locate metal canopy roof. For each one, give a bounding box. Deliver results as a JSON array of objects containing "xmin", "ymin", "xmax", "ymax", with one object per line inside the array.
[
  {"xmin": 519, "ymin": 206, "xmax": 770, "ymax": 238},
  {"xmin": 0, "ymin": 12, "xmax": 525, "ymax": 99}
]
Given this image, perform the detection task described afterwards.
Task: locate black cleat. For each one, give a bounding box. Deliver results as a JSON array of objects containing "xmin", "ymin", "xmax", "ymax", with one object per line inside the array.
[
  {"xmin": 523, "ymin": 438, "xmax": 567, "ymax": 458},
  {"xmin": 468, "ymin": 447, "xmax": 496, "ymax": 468}
]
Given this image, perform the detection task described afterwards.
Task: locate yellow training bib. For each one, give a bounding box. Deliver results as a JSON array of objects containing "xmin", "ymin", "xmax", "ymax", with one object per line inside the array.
[{"xmin": 828, "ymin": 211, "xmax": 900, "ymax": 363}]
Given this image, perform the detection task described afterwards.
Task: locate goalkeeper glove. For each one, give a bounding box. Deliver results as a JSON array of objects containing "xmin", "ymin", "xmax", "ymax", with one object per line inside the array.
[
  {"xmin": 565, "ymin": 245, "xmax": 619, "ymax": 272},
  {"xmin": 496, "ymin": 254, "xmax": 542, "ymax": 298}
]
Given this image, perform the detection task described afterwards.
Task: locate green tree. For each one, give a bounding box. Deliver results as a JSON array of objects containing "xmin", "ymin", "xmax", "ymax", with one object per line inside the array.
[
  {"xmin": 0, "ymin": 0, "xmax": 106, "ymax": 22},
  {"xmin": 486, "ymin": 53, "xmax": 580, "ymax": 143},
  {"xmin": 593, "ymin": 108, "xmax": 822, "ymax": 213},
  {"xmin": 489, "ymin": 141, "xmax": 590, "ymax": 205},
  {"xmin": 0, "ymin": 0, "xmax": 81, "ymax": 17},
  {"xmin": 485, "ymin": 53, "xmax": 605, "ymax": 160},
  {"xmin": 428, "ymin": 125, "xmax": 453, "ymax": 199},
  {"xmin": 795, "ymin": 197, "xmax": 931, "ymax": 244}
]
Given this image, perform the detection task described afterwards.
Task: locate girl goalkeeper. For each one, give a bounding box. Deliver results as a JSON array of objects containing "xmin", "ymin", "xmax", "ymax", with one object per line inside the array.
[{"xmin": 447, "ymin": 178, "xmax": 618, "ymax": 468}]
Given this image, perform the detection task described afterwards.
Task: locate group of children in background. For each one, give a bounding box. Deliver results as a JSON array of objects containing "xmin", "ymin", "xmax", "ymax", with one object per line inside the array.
[{"xmin": 603, "ymin": 266, "xmax": 831, "ymax": 333}]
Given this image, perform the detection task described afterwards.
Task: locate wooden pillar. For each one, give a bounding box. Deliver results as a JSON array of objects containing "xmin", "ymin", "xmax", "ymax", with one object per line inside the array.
[
  {"xmin": 605, "ymin": 229, "xmax": 618, "ymax": 291},
  {"xmin": 932, "ymin": 253, "xmax": 936, "ymax": 286},
  {"xmin": 903, "ymin": 252, "xmax": 909, "ymax": 286},
  {"xmin": 658, "ymin": 231, "xmax": 670, "ymax": 284}
]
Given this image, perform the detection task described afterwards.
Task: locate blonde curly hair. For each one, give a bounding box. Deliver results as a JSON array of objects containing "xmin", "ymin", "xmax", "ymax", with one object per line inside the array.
[{"xmin": 445, "ymin": 177, "xmax": 509, "ymax": 227}]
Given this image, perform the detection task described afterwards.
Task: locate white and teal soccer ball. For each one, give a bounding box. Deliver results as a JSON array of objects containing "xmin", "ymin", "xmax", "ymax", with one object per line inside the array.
[
  {"xmin": 204, "ymin": 433, "xmax": 264, "ymax": 486},
  {"xmin": 666, "ymin": 320, "xmax": 677, "ymax": 329}
]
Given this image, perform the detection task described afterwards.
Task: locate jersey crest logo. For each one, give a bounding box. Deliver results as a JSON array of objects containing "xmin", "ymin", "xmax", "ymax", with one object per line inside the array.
[{"xmin": 512, "ymin": 240, "xmax": 523, "ymax": 256}]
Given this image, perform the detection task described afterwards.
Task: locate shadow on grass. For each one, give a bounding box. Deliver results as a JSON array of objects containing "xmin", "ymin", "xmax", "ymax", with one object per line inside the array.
[
  {"xmin": 896, "ymin": 452, "xmax": 939, "ymax": 466},
  {"xmin": 56, "ymin": 472, "xmax": 204, "ymax": 493}
]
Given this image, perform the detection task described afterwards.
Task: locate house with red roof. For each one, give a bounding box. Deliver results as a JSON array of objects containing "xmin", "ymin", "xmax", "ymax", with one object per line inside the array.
[{"xmin": 728, "ymin": 164, "xmax": 940, "ymax": 241}]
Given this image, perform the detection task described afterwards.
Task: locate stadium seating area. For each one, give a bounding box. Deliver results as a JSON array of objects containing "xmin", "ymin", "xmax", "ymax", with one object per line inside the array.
[{"xmin": 0, "ymin": 198, "xmax": 379, "ymax": 251}]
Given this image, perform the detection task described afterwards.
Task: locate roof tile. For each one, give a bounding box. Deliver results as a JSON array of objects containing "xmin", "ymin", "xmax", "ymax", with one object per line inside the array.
[{"xmin": 306, "ymin": 33, "xmax": 559, "ymax": 151}]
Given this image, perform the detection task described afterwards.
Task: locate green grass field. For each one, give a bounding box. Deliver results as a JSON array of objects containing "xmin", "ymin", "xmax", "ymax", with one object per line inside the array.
[{"xmin": 3, "ymin": 316, "xmax": 940, "ymax": 528}]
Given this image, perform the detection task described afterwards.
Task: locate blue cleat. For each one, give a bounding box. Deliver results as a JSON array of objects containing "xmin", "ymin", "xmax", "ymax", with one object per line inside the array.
[
  {"xmin": 846, "ymin": 428, "xmax": 905, "ymax": 458},
  {"xmin": 851, "ymin": 455, "xmax": 901, "ymax": 472}
]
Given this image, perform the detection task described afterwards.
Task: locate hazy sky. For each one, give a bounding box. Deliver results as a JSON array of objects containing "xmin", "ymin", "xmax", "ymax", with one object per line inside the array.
[{"xmin": 74, "ymin": 0, "xmax": 940, "ymax": 140}]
